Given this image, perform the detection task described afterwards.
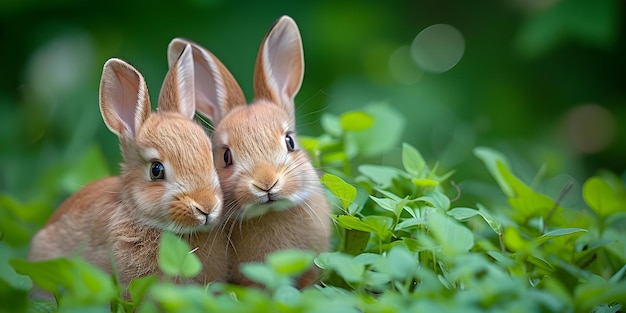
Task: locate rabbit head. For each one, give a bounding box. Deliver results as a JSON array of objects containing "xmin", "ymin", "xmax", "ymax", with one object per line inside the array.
[
  {"xmin": 99, "ymin": 44, "xmax": 223, "ymax": 233},
  {"xmin": 167, "ymin": 16, "xmax": 324, "ymax": 220}
]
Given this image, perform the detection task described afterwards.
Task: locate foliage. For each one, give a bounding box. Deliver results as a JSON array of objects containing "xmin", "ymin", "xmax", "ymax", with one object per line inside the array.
[{"xmin": 1, "ymin": 106, "xmax": 625, "ymax": 313}]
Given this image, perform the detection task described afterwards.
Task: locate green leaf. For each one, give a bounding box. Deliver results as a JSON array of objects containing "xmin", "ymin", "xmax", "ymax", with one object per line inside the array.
[
  {"xmin": 10, "ymin": 257, "xmax": 116, "ymax": 304},
  {"xmin": 148, "ymin": 283, "xmax": 217, "ymax": 312},
  {"xmin": 273, "ymin": 285, "xmax": 301, "ymax": 307},
  {"xmin": 402, "ymin": 143, "xmax": 426, "ymax": 177},
  {"xmin": 315, "ymin": 252, "xmax": 364, "ymax": 283},
  {"xmin": 476, "ymin": 203, "xmax": 503, "ymax": 235},
  {"xmin": 447, "ymin": 207, "xmax": 480, "ymax": 220},
  {"xmin": 492, "ymin": 160, "xmax": 560, "ymax": 220},
  {"xmin": 416, "ymin": 191, "xmax": 450, "ymax": 211},
  {"xmin": 158, "ymin": 232, "xmax": 202, "ymax": 278},
  {"xmin": 487, "ymin": 251, "xmax": 515, "ymax": 268},
  {"xmin": 321, "ymin": 113, "xmax": 343, "ymax": 137},
  {"xmin": 240, "ymin": 263, "xmax": 278, "ymax": 288},
  {"xmin": 267, "ymin": 250, "xmax": 315, "ymax": 277},
  {"xmin": 0, "ymin": 243, "xmax": 32, "ymax": 291},
  {"xmin": 503, "ymin": 227, "xmax": 529, "ymax": 253},
  {"xmin": 340, "ymin": 111, "xmax": 374, "ymax": 131},
  {"xmin": 395, "ymin": 217, "xmax": 427, "ymax": 232},
  {"xmin": 374, "ymin": 245, "xmax": 417, "ymax": 281},
  {"xmin": 0, "ymin": 195, "xmax": 50, "ymax": 246},
  {"xmin": 358, "ymin": 164, "xmax": 405, "ymax": 189},
  {"xmin": 411, "ymin": 178, "xmax": 440, "ymax": 188},
  {"xmin": 583, "ymin": 176, "xmax": 624, "ymax": 218},
  {"xmin": 364, "ymin": 215, "xmax": 395, "ymax": 239},
  {"xmin": 448, "ymin": 205, "xmax": 502, "ymax": 235},
  {"xmin": 335, "ymin": 215, "xmax": 394, "ymax": 239},
  {"xmin": 370, "ymin": 196, "xmax": 402, "ymax": 217},
  {"xmin": 427, "ymin": 211, "xmax": 474, "ymax": 256},
  {"xmin": 342, "ymin": 229, "xmax": 370, "ymax": 256},
  {"xmin": 474, "ymin": 147, "xmax": 514, "ymax": 197},
  {"xmin": 353, "ymin": 253, "xmax": 382, "ymax": 266},
  {"xmin": 349, "ymin": 103, "xmax": 405, "ymax": 158},
  {"xmin": 336, "ymin": 215, "xmax": 377, "ymax": 233},
  {"xmin": 128, "ymin": 275, "xmax": 158, "ymax": 305},
  {"xmin": 534, "ymin": 228, "xmax": 587, "ymax": 245},
  {"xmin": 321, "ymin": 173, "xmax": 357, "ymax": 211},
  {"xmin": 300, "ymin": 136, "xmax": 321, "ymax": 159},
  {"xmin": 11, "ymin": 258, "xmax": 73, "ymax": 295}
]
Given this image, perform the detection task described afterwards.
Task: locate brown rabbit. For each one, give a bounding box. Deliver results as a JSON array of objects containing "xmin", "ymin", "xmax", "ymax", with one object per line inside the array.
[
  {"xmin": 27, "ymin": 45, "xmax": 229, "ymax": 297},
  {"xmin": 167, "ymin": 16, "xmax": 331, "ymax": 289}
]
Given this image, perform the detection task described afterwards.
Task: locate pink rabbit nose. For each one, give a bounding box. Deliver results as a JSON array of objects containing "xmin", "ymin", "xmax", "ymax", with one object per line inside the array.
[
  {"xmin": 252, "ymin": 179, "xmax": 278, "ymax": 193},
  {"xmin": 251, "ymin": 163, "xmax": 280, "ymax": 193},
  {"xmin": 188, "ymin": 198, "xmax": 209, "ymax": 221},
  {"xmin": 193, "ymin": 205, "xmax": 209, "ymax": 224}
]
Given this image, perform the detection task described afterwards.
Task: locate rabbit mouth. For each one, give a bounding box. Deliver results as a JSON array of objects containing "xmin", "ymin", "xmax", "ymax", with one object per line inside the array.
[{"xmin": 241, "ymin": 197, "xmax": 293, "ymax": 219}]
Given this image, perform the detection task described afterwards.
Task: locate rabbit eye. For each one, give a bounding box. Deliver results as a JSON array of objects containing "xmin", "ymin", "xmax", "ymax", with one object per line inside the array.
[
  {"xmin": 285, "ymin": 134, "xmax": 295, "ymax": 152},
  {"xmin": 223, "ymin": 148, "xmax": 233, "ymax": 166},
  {"xmin": 150, "ymin": 162, "xmax": 165, "ymax": 180}
]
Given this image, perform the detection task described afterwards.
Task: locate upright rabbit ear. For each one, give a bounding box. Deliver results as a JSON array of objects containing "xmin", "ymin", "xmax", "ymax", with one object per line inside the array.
[
  {"xmin": 158, "ymin": 44, "xmax": 196, "ymax": 119},
  {"xmin": 167, "ymin": 38, "xmax": 246, "ymax": 125},
  {"xmin": 99, "ymin": 58, "xmax": 151, "ymax": 137},
  {"xmin": 253, "ymin": 16, "xmax": 304, "ymax": 123}
]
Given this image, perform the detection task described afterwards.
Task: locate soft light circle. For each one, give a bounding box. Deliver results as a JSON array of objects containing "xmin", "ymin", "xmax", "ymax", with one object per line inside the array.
[{"xmin": 411, "ymin": 24, "xmax": 465, "ymax": 73}]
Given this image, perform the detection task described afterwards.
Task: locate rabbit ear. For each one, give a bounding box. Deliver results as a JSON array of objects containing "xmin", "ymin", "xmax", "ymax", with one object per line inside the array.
[
  {"xmin": 168, "ymin": 38, "xmax": 246, "ymax": 125},
  {"xmin": 253, "ymin": 16, "xmax": 304, "ymax": 123},
  {"xmin": 99, "ymin": 58, "xmax": 151, "ymax": 137},
  {"xmin": 158, "ymin": 43, "xmax": 196, "ymax": 119}
]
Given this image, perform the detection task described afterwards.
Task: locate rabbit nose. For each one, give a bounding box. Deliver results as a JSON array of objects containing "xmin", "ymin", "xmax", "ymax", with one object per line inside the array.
[
  {"xmin": 252, "ymin": 163, "xmax": 280, "ymax": 192},
  {"xmin": 193, "ymin": 205, "xmax": 209, "ymax": 223},
  {"xmin": 252, "ymin": 179, "xmax": 278, "ymax": 193},
  {"xmin": 193, "ymin": 204, "xmax": 209, "ymax": 215},
  {"xmin": 190, "ymin": 198, "xmax": 209, "ymax": 214}
]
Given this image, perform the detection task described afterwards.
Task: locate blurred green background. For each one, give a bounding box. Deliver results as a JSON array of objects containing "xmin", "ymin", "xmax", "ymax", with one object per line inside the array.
[{"xmin": 1, "ymin": 0, "xmax": 624, "ymax": 212}]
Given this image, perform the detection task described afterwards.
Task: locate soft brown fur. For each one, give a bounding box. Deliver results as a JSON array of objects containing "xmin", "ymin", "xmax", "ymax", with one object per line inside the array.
[
  {"xmin": 167, "ymin": 16, "xmax": 331, "ymax": 289},
  {"xmin": 28, "ymin": 46, "xmax": 229, "ymax": 298}
]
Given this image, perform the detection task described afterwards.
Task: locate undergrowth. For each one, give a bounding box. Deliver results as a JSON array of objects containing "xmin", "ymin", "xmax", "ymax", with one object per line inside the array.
[{"xmin": 1, "ymin": 106, "xmax": 625, "ymax": 313}]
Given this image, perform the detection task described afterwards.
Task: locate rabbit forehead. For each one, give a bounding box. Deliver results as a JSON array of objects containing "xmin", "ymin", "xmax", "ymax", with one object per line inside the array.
[
  {"xmin": 135, "ymin": 113, "xmax": 216, "ymax": 184},
  {"xmin": 215, "ymin": 101, "xmax": 292, "ymax": 155}
]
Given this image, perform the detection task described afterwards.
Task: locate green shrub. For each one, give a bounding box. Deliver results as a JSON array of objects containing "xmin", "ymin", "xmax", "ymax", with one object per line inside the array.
[{"xmin": 1, "ymin": 107, "xmax": 625, "ymax": 313}]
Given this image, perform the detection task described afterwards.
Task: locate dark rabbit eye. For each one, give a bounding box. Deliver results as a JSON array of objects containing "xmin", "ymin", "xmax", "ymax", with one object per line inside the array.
[
  {"xmin": 150, "ymin": 162, "xmax": 165, "ymax": 180},
  {"xmin": 285, "ymin": 134, "xmax": 295, "ymax": 152},
  {"xmin": 223, "ymin": 148, "xmax": 233, "ymax": 166}
]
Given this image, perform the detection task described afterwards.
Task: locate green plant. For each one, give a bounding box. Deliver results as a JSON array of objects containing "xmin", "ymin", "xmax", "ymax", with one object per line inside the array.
[{"xmin": 1, "ymin": 108, "xmax": 625, "ymax": 313}]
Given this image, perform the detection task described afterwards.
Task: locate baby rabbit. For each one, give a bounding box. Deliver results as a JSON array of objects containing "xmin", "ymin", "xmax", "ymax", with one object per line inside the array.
[
  {"xmin": 167, "ymin": 16, "xmax": 331, "ymax": 289},
  {"xmin": 28, "ymin": 44, "xmax": 229, "ymax": 296}
]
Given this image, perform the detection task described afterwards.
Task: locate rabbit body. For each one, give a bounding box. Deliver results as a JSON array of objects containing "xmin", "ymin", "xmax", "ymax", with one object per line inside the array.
[
  {"xmin": 28, "ymin": 45, "xmax": 229, "ymax": 295},
  {"xmin": 168, "ymin": 16, "xmax": 332, "ymax": 289},
  {"xmin": 214, "ymin": 101, "xmax": 331, "ymax": 288}
]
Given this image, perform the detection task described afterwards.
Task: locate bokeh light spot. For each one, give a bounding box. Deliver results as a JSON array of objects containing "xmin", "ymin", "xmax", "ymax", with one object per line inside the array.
[
  {"xmin": 26, "ymin": 30, "xmax": 94, "ymax": 100},
  {"xmin": 411, "ymin": 24, "xmax": 465, "ymax": 73},
  {"xmin": 564, "ymin": 103, "xmax": 616, "ymax": 154},
  {"xmin": 389, "ymin": 46, "xmax": 423, "ymax": 84}
]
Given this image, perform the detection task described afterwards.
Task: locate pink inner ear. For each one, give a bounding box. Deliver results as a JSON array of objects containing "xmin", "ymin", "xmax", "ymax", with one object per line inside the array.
[
  {"xmin": 261, "ymin": 18, "xmax": 304, "ymax": 105},
  {"xmin": 175, "ymin": 48, "xmax": 196, "ymax": 120},
  {"xmin": 112, "ymin": 70, "xmax": 141, "ymax": 134},
  {"xmin": 194, "ymin": 49, "xmax": 224, "ymax": 122},
  {"xmin": 265, "ymin": 29, "xmax": 299, "ymax": 99}
]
